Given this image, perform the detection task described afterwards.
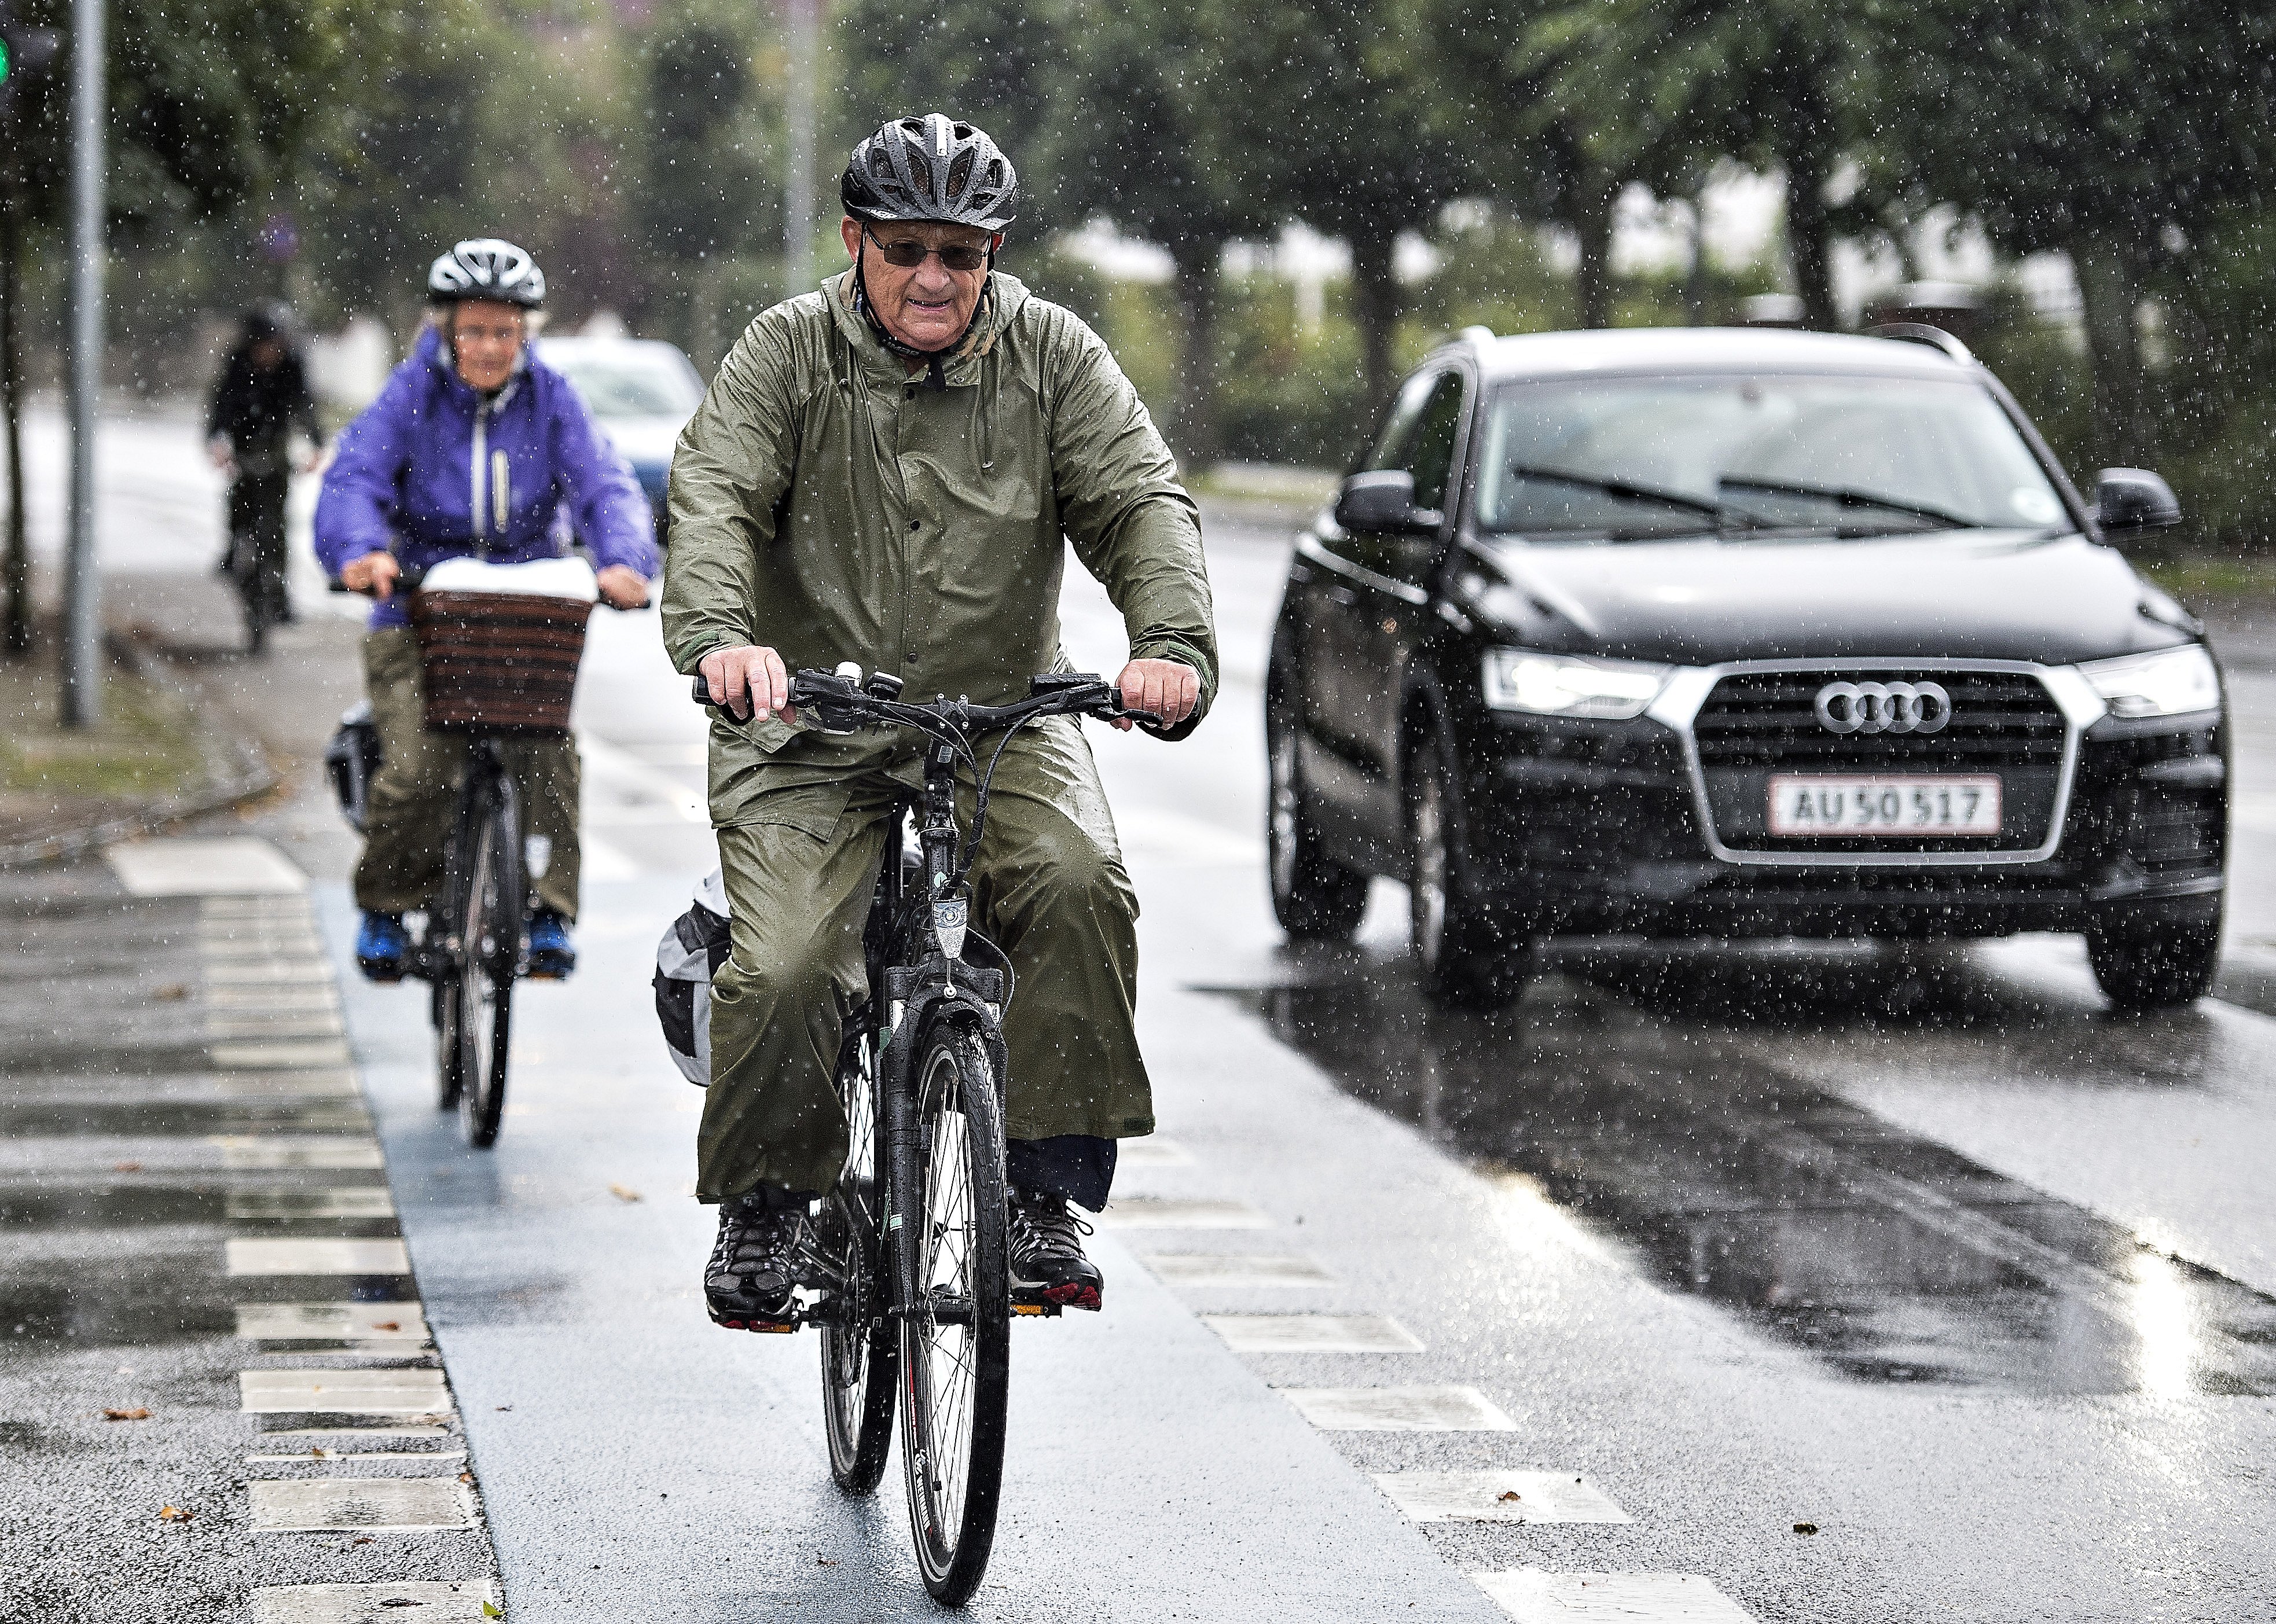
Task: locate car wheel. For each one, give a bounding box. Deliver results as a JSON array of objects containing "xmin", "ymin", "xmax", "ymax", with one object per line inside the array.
[
  {"xmin": 1408, "ymin": 729, "xmax": 1532, "ymax": 1009},
  {"xmin": 1267, "ymin": 705, "xmax": 1368, "ymax": 940},
  {"xmin": 2086, "ymin": 905, "xmax": 2222, "ymax": 1013}
]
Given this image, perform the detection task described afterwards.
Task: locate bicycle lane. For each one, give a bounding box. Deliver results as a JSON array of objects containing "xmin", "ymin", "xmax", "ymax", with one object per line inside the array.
[{"xmin": 315, "ymin": 871, "xmax": 1508, "ymax": 1623}]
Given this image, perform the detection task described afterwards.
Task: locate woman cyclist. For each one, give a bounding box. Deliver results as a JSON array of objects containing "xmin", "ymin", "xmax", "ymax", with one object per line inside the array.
[{"xmin": 315, "ymin": 238, "xmax": 658, "ymax": 982}]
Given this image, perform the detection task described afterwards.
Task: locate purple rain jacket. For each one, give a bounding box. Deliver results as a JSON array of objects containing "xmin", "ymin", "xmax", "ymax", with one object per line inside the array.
[{"xmin": 314, "ymin": 326, "xmax": 658, "ymax": 630}]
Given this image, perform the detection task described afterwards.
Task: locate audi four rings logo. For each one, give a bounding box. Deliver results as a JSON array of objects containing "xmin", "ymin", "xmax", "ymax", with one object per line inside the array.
[{"xmin": 1814, "ymin": 680, "xmax": 1953, "ymax": 735}]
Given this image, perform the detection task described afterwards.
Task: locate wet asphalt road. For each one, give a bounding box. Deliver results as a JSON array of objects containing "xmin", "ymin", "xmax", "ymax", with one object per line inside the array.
[{"xmin": 8, "ymin": 434, "xmax": 2276, "ymax": 1621}]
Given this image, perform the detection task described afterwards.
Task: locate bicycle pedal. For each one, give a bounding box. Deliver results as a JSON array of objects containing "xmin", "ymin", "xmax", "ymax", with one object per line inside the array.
[{"xmin": 1008, "ymin": 1291, "xmax": 1062, "ymax": 1318}]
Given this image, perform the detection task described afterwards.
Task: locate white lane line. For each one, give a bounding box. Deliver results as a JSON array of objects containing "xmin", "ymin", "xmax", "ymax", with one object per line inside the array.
[
  {"xmin": 227, "ymin": 1238, "xmax": 410, "ymax": 1276},
  {"xmin": 207, "ymin": 988, "xmax": 340, "ymax": 1011},
  {"xmin": 263, "ymin": 1425, "xmax": 451, "ymax": 1439},
  {"xmin": 206, "ymin": 1015, "xmax": 346, "ymax": 1040},
  {"xmin": 107, "ymin": 837, "xmax": 307, "ymax": 895},
  {"xmin": 203, "ymin": 961, "xmax": 335, "ymax": 986},
  {"xmin": 1139, "ymin": 1252, "xmax": 1335, "ymax": 1287},
  {"xmin": 240, "ymin": 1369, "xmax": 449, "ymax": 1414},
  {"xmin": 248, "ymin": 1479, "xmax": 474, "ymax": 1532},
  {"xmin": 1095, "ymin": 1197, "xmax": 1272, "ymax": 1229},
  {"xmin": 1280, "ymin": 1385, "xmax": 1518, "ymax": 1432},
  {"xmin": 247, "ymin": 1450, "xmax": 465, "ymax": 1465},
  {"xmin": 1205, "ymin": 1313, "xmax": 1423, "ymax": 1353},
  {"xmin": 1377, "ymin": 1471, "xmax": 1632, "ymax": 1524},
  {"xmin": 227, "ymin": 1188, "xmax": 397, "ymax": 1221},
  {"xmin": 1117, "ymin": 1137, "xmax": 1194, "ymax": 1167},
  {"xmin": 236, "ymin": 1303, "xmax": 428, "ymax": 1341},
  {"xmin": 215, "ymin": 1072, "xmax": 361, "ymax": 1100},
  {"xmin": 1473, "ymin": 1570, "xmax": 1754, "ymax": 1622},
  {"xmin": 211, "ymin": 1039, "xmax": 354, "ymax": 1069},
  {"xmin": 252, "ymin": 1581, "xmax": 499, "ymax": 1622},
  {"xmin": 212, "ymin": 1137, "xmax": 385, "ymax": 1170}
]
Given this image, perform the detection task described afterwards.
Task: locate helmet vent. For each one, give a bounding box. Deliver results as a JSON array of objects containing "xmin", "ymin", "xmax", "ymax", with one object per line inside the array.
[
  {"xmin": 946, "ymin": 149, "xmax": 976, "ymax": 198},
  {"xmin": 905, "ymin": 146, "xmax": 934, "ymax": 195}
]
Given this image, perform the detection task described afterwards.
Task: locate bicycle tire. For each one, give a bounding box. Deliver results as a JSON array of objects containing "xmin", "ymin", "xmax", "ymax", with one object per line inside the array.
[
  {"xmin": 817, "ymin": 1025, "xmax": 897, "ymax": 1494},
  {"xmin": 896, "ymin": 1019, "xmax": 1010, "ymax": 1605},
  {"xmin": 456, "ymin": 771, "xmax": 523, "ymax": 1149},
  {"xmin": 433, "ymin": 974, "xmax": 464, "ymax": 1109}
]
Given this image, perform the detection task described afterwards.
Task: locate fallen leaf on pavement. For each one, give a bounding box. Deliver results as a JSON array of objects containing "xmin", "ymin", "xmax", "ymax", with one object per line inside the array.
[
  {"xmin": 351, "ymin": 1537, "xmax": 373, "ymax": 1545},
  {"xmin": 113, "ymin": 1161, "xmax": 142, "ymax": 1173},
  {"xmin": 608, "ymin": 1184, "xmax": 641, "ymax": 1203},
  {"xmin": 371, "ymin": 1321, "xmax": 401, "ymax": 1332},
  {"xmin": 482, "ymin": 1603, "xmax": 505, "ymax": 1619},
  {"xmin": 104, "ymin": 1408, "xmax": 151, "ymax": 1421},
  {"xmin": 155, "ymin": 983, "xmax": 190, "ymax": 1001},
  {"xmin": 816, "ymin": 1556, "xmax": 839, "ymax": 1567},
  {"xmin": 1497, "ymin": 1491, "xmax": 1521, "ymax": 1502},
  {"xmin": 1793, "ymin": 1522, "xmax": 1819, "ymax": 1535},
  {"xmin": 458, "ymin": 1471, "xmax": 474, "ymax": 1485},
  {"xmin": 158, "ymin": 1505, "xmax": 192, "ymax": 1522}
]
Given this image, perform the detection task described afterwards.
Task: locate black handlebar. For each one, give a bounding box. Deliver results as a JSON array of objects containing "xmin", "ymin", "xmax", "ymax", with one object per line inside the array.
[{"xmin": 690, "ymin": 667, "xmax": 1163, "ymax": 733}]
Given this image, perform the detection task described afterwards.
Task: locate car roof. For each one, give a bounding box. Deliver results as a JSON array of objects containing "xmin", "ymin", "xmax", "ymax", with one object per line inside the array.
[
  {"xmin": 536, "ymin": 335, "xmax": 692, "ymax": 364},
  {"xmin": 1455, "ymin": 326, "xmax": 1976, "ymax": 383}
]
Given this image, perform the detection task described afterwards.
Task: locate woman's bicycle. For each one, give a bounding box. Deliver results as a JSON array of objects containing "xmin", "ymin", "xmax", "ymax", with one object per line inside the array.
[
  {"xmin": 693, "ymin": 662, "xmax": 1155, "ymax": 1606},
  {"xmin": 332, "ymin": 557, "xmax": 604, "ymax": 1147}
]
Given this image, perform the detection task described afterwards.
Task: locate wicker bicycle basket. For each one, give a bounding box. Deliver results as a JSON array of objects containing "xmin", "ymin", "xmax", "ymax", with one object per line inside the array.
[{"xmin": 409, "ymin": 589, "xmax": 590, "ymax": 737}]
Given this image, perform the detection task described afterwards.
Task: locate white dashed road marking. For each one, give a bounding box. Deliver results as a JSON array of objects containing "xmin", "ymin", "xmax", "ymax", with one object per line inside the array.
[
  {"xmin": 211, "ymin": 1039, "xmax": 355, "ymax": 1069},
  {"xmin": 1095, "ymin": 1197, "xmax": 1273, "ymax": 1229},
  {"xmin": 1116, "ymin": 1137, "xmax": 1194, "ymax": 1167},
  {"xmin": 211, "ymin": 1136, "xmax": 387, "ymax": 1170},
  {"xmin": 106, "ymin": 837, "xmax": 308, "ymax": 895},
  {"xmin": 240, "ymin": 1369, "xmax": 451, "ymax": 1414},
  {"xmin": 1205, "ymin": 1314, "xmax": 1424, "ymax": 1353},
  {"xmin": 248, "ymin": 1479, "xmax": 476, "ymax": 1532},
  {"xmin": 1139, "ymin": 1251, "xmax": 1336, "ymax": 1287},
  {"xmin": 1472, "ymin": 1570, "xmax": 1755, "ymax": 1622},
  {"xmin": 1279, "ymin": 1385, "xmax": 1519, "ymax": 1432},
  {"xmin": 227, "ymin": 1188, "xmax": 398, "ymax": 1221},
  {"xmin": 1375, "ymin": 1471, "xmax": 1633, "ymax": 1524},
  {"xmin": 251, "ymin": 1580, "xmax": 500, "ymax": 1622},
  {"xmin": 227, "ymin": 1237, "xmax": 411, "ymax": 1275},
  {"xmin": 235, "ymin": 1302, "xmax": 430, "ymax": 1342}
]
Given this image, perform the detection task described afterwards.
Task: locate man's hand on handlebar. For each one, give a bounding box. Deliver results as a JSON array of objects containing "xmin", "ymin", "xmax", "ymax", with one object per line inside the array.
[
  {"xmin": 1112, "ymin": 659, "xmax": 1198, "ymax": 733},
  {"xmin": 699, "ymin": 644, "xmax": 798, "ymax": 726},
  {"xmin": 596, "ymin": 564, "xmax": 651, "ymax": 610},
  {"xmin": 340, "ymin": 551, "xmax": 400, "ymax": 600}
]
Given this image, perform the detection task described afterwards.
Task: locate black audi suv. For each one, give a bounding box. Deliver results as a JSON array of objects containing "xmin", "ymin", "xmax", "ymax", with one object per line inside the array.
[{"xmin": 1266, "ymin": 325, "xmax": 2226, "ymax": 1011}]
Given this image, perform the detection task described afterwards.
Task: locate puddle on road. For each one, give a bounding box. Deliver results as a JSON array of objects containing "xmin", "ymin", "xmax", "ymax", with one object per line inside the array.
[{"xmin": 1214, "ymin": 958, "xmax": 2276, "ymax": 1395}]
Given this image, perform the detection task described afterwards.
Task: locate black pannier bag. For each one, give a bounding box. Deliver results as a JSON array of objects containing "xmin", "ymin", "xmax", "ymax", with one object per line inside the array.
[
  {"xmin": 324, "ymin": 702, "xmax": 383, "ymax": 831},
  {"xmin": 655, "ymin": 870, "xmax": 732, "ymax": 1086}
]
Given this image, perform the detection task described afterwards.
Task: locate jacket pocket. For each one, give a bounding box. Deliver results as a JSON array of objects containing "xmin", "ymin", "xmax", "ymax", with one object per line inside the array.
[{"xmin": 712, "ymin": 779, "xmax": 851, "ymax": 842}]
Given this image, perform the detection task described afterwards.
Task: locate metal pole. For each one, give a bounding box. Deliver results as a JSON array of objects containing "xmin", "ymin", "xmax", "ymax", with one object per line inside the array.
[
  {"xmin": 2, "ymin": 135, "xmax": 28, "ymax": 657},
  {"xmin": 783, "ymin": 0, "xmax": 818, "ymax": 300},
  {"xmin": 60, "ymin": 0, "xmax": 102, "ymax": 726}
]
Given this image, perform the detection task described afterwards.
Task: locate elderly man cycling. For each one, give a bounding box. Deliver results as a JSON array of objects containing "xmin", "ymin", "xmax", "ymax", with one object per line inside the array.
[{"xmin": 663, "ymin": 115, "xmax": 1217, "ymax": 1329}]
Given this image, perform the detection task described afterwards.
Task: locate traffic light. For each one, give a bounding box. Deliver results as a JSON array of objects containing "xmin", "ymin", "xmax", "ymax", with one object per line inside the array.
[{"xmin": 0, "ymin": 0, "xmax": 62, "ymax": 120}]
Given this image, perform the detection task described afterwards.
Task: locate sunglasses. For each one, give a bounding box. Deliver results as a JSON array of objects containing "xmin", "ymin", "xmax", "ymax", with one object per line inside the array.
[{"xmin": 865, "ymin": 229, "xmax": 990, "ymax": 272}]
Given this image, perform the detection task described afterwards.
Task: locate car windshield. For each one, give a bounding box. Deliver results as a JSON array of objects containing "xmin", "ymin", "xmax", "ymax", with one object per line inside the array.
[
  {"xmin": 1472, "ymin": 374, "xmax": 2069, "ymax": 539},
  {"xmin": 545, "ymin": 347, "xmax": 702, "ymax": 418}
]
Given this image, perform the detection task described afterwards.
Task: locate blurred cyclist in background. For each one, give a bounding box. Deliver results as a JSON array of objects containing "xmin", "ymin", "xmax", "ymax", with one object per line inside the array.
[
  {"xmin": 315, "ymin": 238, "xmax": 656, "ymax": 983},
  {"xmin": 207, "ymin": 309, "xmax": 324, "ymax": 613}
]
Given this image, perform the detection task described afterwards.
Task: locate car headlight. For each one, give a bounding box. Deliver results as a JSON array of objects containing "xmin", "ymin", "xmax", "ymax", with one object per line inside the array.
[
  {"xmin": 2078, "ymin": 644, "xmax": 2220, "ymax": 718},
  {"xmin": 1482, "ymin": 648, "xmax": 1672, "ymax": 719}
]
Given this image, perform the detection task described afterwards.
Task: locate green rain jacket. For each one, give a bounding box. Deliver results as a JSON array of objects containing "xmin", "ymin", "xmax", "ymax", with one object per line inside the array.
[{"xmin": 661, "ymin": 270, "xmax": 1217, "ymax": 824}]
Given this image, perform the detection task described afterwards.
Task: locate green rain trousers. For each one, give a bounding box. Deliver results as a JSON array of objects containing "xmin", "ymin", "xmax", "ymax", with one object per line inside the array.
[
  {"xmin": 701, "ymin": 715, "xmax": 1141, "ymax": 1202},
  {"xmin": 354, "ymin": 628, "xmax": 582, "ymax": 921},
  {"xmin": 663, "ymin": 269, "xmax": 1218, "ymax": 1203}
]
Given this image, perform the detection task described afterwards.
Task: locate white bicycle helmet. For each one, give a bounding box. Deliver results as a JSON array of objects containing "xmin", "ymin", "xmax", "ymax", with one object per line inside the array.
[{"xmin": 427, "ymin": 238, "xmax": 546, "ymax": 308}]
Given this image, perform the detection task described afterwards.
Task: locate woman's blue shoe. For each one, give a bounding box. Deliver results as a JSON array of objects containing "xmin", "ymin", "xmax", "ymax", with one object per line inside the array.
[
  {"xmin": 527, "ymin": 909, "xmax": 575, "ymax": 980},
  {"xmin": 355, "ymin": 912, "xmax": 408, "ymax": 983}
]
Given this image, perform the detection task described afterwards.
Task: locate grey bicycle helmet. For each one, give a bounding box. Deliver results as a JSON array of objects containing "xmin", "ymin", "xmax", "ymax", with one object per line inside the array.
[
  {"xmin": 841, "ymin": 114, "xmax": 1018, "ymax": 232},
  {"xmin": 427, "ymin": 238, "xmax": 547, "ymax": 308}
]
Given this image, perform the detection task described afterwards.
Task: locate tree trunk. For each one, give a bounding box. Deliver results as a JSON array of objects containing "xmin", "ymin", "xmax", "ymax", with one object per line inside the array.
[
  {"xmin": 2, "ymin": 157, "xmax": 26, "ymax": 657},
  {"xmin": 1572, "ymin": 180, "xmax": 1617, "ymax": 330},
  {"xmin": 1783, "ymin": 147, "xmax": 1838, "ymax": 331},
  {"xmin": 2072, "ymin": 235, "xmax": 2147, "ymax": 465},
  {"xmin": 1350, "ymin": 226, "xmax": 1400, "ymax": 409},
  {"xmin": 1168, "ymin": 240, "xmax": 1222, "ymax": 472},
  {"xmin": 1684, "ymin": 192, "xmax": 1709, "ymax": 327}
]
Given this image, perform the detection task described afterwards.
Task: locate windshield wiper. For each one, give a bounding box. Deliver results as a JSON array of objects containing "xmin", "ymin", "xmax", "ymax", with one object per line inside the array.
[
  {"xmin": 1502, "ymin": 464, "xmax": 1755, "ymax": 529},
  {"xmin": 1716, "ymin": 476, "xmax": 1983, "ymax": 531}
]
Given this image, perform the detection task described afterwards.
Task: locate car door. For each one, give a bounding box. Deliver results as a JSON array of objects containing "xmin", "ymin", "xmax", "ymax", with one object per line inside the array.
[{"xmin": 1302, "ymin": 368, "xmax": 1470, "ymax": 859}]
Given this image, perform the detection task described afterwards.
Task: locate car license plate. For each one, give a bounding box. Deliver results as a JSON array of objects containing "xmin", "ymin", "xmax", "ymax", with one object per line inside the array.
[{"xmin": 1767, "ymin": 775, "xmax": 2001, "ymax": 836}]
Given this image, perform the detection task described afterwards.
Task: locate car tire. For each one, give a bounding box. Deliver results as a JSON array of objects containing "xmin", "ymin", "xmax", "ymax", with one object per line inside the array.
[
  {"xmin": 1268, "ymin": 705, "xmax": 1369, "ymax": 940},
  {"xmin": 2085, "ymin": 905, "xmax": 2222, "ymax": 1013},
  {"xmin": 1408, "ymin": 728, "xmax": 1532, "ymax": 1009}
]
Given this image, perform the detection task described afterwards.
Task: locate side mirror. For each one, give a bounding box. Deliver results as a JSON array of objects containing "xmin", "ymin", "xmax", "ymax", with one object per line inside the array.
[
  {"xmin": 1334, "ymin": 469, "xmax": 1440, "ymax": 534},
  {"xmin": 2095, "ymin": 467, "xmax": 2182, "ymax": 532}
]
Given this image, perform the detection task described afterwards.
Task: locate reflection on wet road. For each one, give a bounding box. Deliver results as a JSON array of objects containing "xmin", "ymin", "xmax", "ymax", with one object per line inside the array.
[{"xmin": 1218, "ymin": 944, "xmax": 2276, "ymax": 1398}]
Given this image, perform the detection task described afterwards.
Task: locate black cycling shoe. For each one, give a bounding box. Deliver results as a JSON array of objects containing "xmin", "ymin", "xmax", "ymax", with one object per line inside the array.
[
  {"xmin": 705, "ymin": 1196, "xmax": 817, "ymax": 1331},
  {"xmin": 1008, "ymin": 1189, "xmax": 1103, "ymax": 1311}
]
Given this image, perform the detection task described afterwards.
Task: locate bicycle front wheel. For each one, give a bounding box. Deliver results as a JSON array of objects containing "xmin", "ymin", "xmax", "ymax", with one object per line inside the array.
[
  {"xmin": 817, "ymin": 1026, "xmax": 896, "ymax": 1494},
  {"xmin": 454, "ymin": 771, "xmax": 523, "ymax": 1149},
  {"xmin": 896, "ymin": 1019, "xmax": 1010, "ymax": 1605}
]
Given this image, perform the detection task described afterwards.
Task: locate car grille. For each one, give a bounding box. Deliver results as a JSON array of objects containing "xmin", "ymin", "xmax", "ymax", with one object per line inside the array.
[{"xmin": 1690, "ymin": 667, "xmax": 2071, "ymax": 858}]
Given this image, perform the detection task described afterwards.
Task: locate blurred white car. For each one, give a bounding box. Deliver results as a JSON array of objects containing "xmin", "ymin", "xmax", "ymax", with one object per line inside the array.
[{"xmin": 537, "ymin": 336, "xmax": 705, "ymax": 546}]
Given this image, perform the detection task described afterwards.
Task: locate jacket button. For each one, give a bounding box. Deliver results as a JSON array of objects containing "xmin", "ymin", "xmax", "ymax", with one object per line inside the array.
[{"xmin": 908, "ymin": 520, "xmax": 920, "ymax": 532}]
